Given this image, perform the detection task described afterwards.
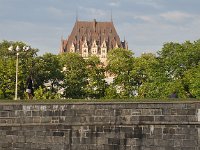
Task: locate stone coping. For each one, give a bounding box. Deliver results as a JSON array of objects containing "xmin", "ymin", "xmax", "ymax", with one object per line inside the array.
[
  {"xmin": 0, "ymin": 100, "xmax": 200, "ymax": 105},
  {"xmin": 1, "ymin": 121, "xmax": 200, "ymax": 127}
]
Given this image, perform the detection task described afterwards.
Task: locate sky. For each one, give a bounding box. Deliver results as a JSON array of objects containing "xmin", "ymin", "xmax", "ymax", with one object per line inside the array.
[{"xmin": 0, "ymin": 0, "xmax": 200, "ymax": 56}]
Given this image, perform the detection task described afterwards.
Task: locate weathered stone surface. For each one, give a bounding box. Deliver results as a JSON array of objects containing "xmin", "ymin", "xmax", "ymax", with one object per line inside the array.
[{"xmin": 0, "ymin": 102, "xmax": 200, "ymax": 149}]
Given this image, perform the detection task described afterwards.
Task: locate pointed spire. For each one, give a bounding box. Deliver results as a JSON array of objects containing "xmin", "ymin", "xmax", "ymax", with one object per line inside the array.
[
  {"xmin": 111, "ymin": 10, "xmax": 113, "ymax": 22},
  {"xmin": 76, "ymin": 9, "xmax": 79, "ymax": 22}
]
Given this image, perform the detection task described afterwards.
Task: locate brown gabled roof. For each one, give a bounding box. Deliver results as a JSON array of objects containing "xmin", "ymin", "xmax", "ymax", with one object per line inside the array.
[{"xmin": 61, "ymin": 19, "xmax": 124, "ymax": 53}]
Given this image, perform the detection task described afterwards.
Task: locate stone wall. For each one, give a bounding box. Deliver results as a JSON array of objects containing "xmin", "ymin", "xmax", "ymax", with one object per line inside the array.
[{"xmin": 0, "ymin": 102, "xmax": 200, "ymax": 150}]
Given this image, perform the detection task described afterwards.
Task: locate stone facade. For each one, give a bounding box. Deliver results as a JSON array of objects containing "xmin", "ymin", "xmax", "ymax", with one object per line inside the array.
[
  {"xmin": 60, "ymin": 19, "xmax": 128, "ymax": 64},
  {"xmin": 0, "ymin": 102, "xmax": 200, "ymax": 150}
]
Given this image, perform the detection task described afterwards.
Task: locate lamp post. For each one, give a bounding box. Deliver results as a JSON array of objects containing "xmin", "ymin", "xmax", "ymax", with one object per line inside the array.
[
  {"xmin": 15, "ymin": 46, "xmax": 20, "ymax": 100},
  {"xmin": 8, "ymin": 45, "xmax": 30, "ymax": 100}
]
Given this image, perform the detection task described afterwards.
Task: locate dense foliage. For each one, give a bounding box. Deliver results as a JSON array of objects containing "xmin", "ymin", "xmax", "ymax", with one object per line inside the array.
[{"xmin": 0, "ymin": 40, "xmax": 199, "ymax": 100}]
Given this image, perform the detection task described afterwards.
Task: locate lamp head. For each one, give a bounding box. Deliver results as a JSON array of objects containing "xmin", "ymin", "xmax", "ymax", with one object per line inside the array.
[
  {"xmin": 16, "ymin": 45, "xmax": 20, "ymax": 51},
  {"xmin": 8, "ymin": 45, "xmax": 13, "ymax": 51},
  {"xmin": 23, "ymin": 46, "xmax": 30, "ymax": 51}
]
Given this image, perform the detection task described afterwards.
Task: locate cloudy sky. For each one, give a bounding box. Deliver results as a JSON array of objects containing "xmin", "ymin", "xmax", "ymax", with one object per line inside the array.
[{"xmin": 1, "ymin": 0, "xmax": 200, "ymax": 56}]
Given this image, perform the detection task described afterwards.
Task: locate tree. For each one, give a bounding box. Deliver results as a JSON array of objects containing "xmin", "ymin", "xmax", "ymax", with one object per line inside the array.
[
  {"xmin": 0, "ymin": 40, "xmax": 38, "ymax": 99},
  {"xmin": 157, "ymin": 41, "xmax": 200, "ymax": 80},
  {"xmin": 59, "ymin": 53, "xmax": 87, "ymax": 99},
  {"xmin": 85, "ymin": 56, "xmax": 107, "ymax": 99},
  {"xmin": 33, "ymin": 53, "xmax": 64, "ymax": 93},
  {"xmin": 106, "ymin": 48, "xmax": 135, "ymax": 98},
  {"xmin": 131, "ymin": 53, "xmax": 158, "ymax": 96},
  {"xmin": 145, "ymin": 40, "xmax": 200, "ymax": 98},
  {"xmin": 183, "ymin": 63, "xmax": 200, "ymax": 98},
  {"xmin": 0, "ymin": 57, "xmax": 15, "ymax": 99}
]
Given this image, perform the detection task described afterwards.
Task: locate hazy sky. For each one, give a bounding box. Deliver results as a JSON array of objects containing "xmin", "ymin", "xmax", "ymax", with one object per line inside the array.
[{"xmin": 1, "ymin": 0, "xmax": 200, "ymax": 56}]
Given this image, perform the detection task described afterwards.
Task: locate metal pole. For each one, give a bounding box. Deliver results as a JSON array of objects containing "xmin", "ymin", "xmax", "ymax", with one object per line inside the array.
[{"xmin": 14, "ymin": 53, "xmax": 19, "ymax": 100}]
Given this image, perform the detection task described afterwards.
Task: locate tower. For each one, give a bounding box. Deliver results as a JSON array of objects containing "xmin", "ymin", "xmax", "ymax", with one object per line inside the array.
[{"xmin": 60, "ymin": 19, "xmax": 128, "ymax": 65}]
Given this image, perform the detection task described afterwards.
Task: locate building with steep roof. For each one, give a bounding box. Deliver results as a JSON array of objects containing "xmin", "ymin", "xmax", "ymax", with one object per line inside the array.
[{"xmin": 60, "ymin": 19, "xmax": 128, "ymax": 64}]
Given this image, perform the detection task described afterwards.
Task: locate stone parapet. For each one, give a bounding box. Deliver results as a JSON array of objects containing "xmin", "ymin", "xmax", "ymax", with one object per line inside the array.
[{"xmin": 0, "ymin": 102, "xmax": 199, "ymax": 150}]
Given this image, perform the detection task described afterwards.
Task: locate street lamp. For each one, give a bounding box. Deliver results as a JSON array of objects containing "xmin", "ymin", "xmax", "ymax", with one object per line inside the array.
[{"xmin": 8, "ymin": 45, "xmax": 30, "ymax": 100}]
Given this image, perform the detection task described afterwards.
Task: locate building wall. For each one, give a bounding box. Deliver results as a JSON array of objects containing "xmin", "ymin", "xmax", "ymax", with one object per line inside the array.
[{"xmin": 0, "ymin": 102, "xmax": 199, "ymax": 150}]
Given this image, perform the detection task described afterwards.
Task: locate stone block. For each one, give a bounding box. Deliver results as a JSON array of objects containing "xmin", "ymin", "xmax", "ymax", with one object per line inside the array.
[
  {"xmin": 152, "ymin": 128, "xmax": 162, "ymax": 135},
  {"xmin": 126, "ymin": 138, "xmax": 137, "ymax": 145},
  {"xmin": 16, "ymin": 136, "xmax": 26, "ymax": 143},
  {"xmin": 131, "ymin": 109, "xmax": 141, "ymax": 115},
  {"xmin": 72, "ymin": 137, "xmax": 81, "ymax": 144},
  {"xmin": 41, "ymin": 117, "xmax": 52, "ymax": 123},
  {"xmin": 13, "ymin": 142, "xmax": 24, "ymax": 148},
  {"xmin": 108, "ymin": 138, "xmax": 120, "ymax": 145},
  {"xmin": 1, "ymin": 142, "xmax": 12, "ymax": 148},
  {"xmin": 95, "ymin": 109, "xmax": 114, "ymax": 116},
  {"xmin": 96, "ymin": 126, "xmax": 103, "ymax": 132},
  {"xmin": 188, "ymin": 116, "xmax": 197, "ymax": 122},
  {"xmin": 172, "ymin": 103, "xmax": 187, "ymax": 109},
  {"xmin": 162, "ymin": 108, "xmax": 171, "ymax": 115},
  {"xmin": 76, "ymin": 109, "xmax": 95, "ymax": 116},
  {"xmin": 0, "ymin": 111, "xmax": 9, "ymax": 117},
  {"xmin": 53, "ymin": 131, "xmax": 64, "ymax": 136},
  {"xmin": 174, "ymin": 139, "xmax": 182, "ymax": 147},
  {"xmin": 182, "ymin": 140, "xmax": 198, "ymax": 147},
  {"xmin": 42, "ymin": 110, "xmax": 53, "ymax": 116},
  {"xmin": 104, "ymin": 144, "xmax": 120, "ymax": 150},
  {"xmin": 121, "ymin": 109, "xmax": 132, "ymax": 116},
  {"xmin": 115, "ymin": 116, "xmax": 129, "ymax": 124},
  {"xmin": 139, "ymin": 116, "xmax": 154, "ymax": 122},
  {"xmin": 120, "ymin": 127, "xmax": 133, "ymax": 133},
  {"xmin": 0, "ymin": 119, "xmax": 7, "ymax": 124},
  {"xmin": 52, "ymin": 136, "xmax": 65, "ymax": 144},
  {"xmin": 130, "ymin": 146, "xmax": 141, "ymax": 150},
  {"xmin": 181, "ymin": 147, "xmax": 196, "ymax": 150},
  {"xmin": 154, "ymin": 139, "xmax": 174, "ymax": 147},
  {"xmin": 130, "ymin": 116, "xmax": 140, "ymax": 123},
  {"xmin": 141, "ymin": 139, "xmax": 154, "ymax": 146},
  {"xmin": 186, "ymin": 103, "xmax": 196, "ymax": 109},
  {"xmin": 32, "ymin": 111, "xmax": 41, "ymax": 116},
  {"xmin": 96, "ymin": 137, "xmax": 107, "ymax": 145},
  {"xmin": 2, "ymin": 105, "xmax": 14, "ymax": 111},
  {"xmin": 6, "ymin": 130, "xmax": 18, "ymax": 136},
  {"xmin": 24, "ymin": 111, "xmax": 32, "ymax": 117},
  {"xmin": 173, "ymin": 134, "xmax": 185, "ymax": 139}
]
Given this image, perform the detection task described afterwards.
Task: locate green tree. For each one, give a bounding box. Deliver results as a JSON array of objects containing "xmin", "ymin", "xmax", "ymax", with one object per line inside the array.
[
  {"xmin": 131, "ymin": 53, "xmax": 158, "ymax": 96},
  {"xmin": 138, "ymin": 48, "xmax": 189, "ymax": 99},
  {"xmin": 146, "ymin": 40, "xmax": 200, "ymax": 98},
  {"xmin": 85, "ymin": 56, "xmax": 107, "ymax": 99},
  {"xmin": 157, "ymin": 41, "xmax": 200, "ymax": 80},
  {"xmin": 183, "ymin": 63, "xmax": 200, "ymax": 98},
  {"xmin": 106, "ymin": 48, "xmax": 135, "ymax": 98},
  {"xmin": 33, "ymin": 53, "xmax": 64, "ymax": 94},
  {"xmin": 59, "ymin": 53, "xmax": 87, "ymax": 99},
  {"xmin": 0, "ymin": 58, "xmax": 15, "ymax": 99},
  {"xmin": 0, "ymin": 40, "xmax": 38, "ymax": 99}
]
